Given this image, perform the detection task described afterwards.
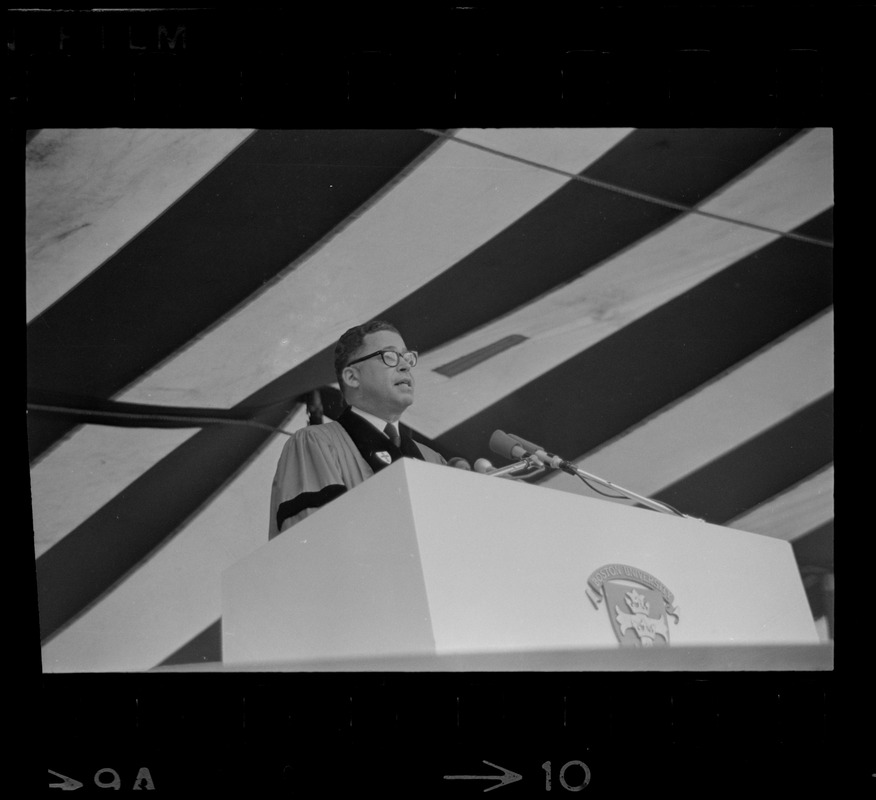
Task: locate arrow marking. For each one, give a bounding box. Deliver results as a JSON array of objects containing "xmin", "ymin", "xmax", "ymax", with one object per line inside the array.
[
  {"xmin": 48, "ymin": 770, "xmax": 84, "ymax": 790},
  {"xmin": 444, "ymin": 760, "xmax": 523, "ymax": 792}
]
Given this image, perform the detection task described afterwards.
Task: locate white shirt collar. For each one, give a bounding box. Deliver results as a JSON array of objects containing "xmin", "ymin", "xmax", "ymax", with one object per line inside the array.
[{"xmin": 350, "ymin": 406, "xmax": 401, "ymax": 438}]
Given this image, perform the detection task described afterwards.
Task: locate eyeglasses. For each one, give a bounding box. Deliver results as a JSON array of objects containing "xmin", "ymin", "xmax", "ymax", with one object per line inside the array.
[{"xmin": 346, "ymin": 349, "xmax": 418, "ymax": 368}]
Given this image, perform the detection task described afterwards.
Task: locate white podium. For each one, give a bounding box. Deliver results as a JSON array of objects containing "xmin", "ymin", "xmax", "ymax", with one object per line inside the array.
[{"xmin": 221, "ymin": 458, "xmax": 819, "ymax": 667}]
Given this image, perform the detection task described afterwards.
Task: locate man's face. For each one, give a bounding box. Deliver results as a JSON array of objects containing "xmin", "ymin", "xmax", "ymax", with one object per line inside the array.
[{"xmin": 347, "ymin": 329, "xmax": 415, "ymax": 419}]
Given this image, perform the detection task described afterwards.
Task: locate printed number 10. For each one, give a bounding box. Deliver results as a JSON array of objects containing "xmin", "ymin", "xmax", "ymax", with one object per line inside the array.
[{"xmin": 541, "ymin": 760, "xmax": 591, "ymax": 791}]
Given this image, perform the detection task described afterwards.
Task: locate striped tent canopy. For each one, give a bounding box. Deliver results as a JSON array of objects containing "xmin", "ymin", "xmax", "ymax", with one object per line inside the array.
[{"xmin": 27, "ymin": 128, "xmax": 833, "ymax": 671}]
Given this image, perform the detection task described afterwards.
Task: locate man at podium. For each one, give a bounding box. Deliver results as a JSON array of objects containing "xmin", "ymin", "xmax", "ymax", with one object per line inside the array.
[{"xmin": 269, "ymin": 320, "xmax": 447, "ymax": 539}]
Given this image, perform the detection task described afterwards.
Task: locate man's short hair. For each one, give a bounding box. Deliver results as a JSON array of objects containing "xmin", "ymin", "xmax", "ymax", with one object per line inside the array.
[{"xmin": 334, "ymin": 319, "xmax": 401, "ymax": 399}]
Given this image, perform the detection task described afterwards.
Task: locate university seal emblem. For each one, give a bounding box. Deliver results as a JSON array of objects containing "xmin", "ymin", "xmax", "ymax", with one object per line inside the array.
[{"xmin": 586, "ymin": 564, "xmax": 679, "ymax": 647}]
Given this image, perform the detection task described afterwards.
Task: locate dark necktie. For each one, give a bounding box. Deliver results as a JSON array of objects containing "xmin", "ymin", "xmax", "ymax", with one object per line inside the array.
[{"xmin": 384, "ymin": 423, "xmax": 401, "ymax": 448}]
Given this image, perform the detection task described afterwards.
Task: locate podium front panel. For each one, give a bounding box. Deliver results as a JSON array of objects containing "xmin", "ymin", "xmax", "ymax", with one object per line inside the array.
[{"xmin": 222, "ymin": 459, "xmax": 818, "ymax": 666}]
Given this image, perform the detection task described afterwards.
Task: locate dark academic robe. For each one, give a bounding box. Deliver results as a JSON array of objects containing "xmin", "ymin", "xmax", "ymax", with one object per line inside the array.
[{"xmin": 269, "ymin": 406, "xmax": 447, "ymax": 539}]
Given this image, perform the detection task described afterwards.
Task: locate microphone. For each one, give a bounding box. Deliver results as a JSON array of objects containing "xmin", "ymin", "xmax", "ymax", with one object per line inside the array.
[
  {"xmin": 488, "ymin": 429, "xmax": 525, "ymax": 460},
  {"xmin": 507, "ymin": 432, "xmax": 573, "ymax": 471},
  {"xmin": 490, "ymin": 430, "xmax": 689, "ymax": 517},
  {"xmin": 473, "ymin": 458, "xmax": 494, "ymax": 474},
  {"xmin": 489, "ymin": 430, "xmax": 569, "ymax": 470}
]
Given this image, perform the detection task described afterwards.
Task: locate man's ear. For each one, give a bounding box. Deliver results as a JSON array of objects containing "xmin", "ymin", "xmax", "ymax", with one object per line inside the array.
[{"xmin": 341, "ymin": 366, "xmax": 359, "ymax": 391}]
